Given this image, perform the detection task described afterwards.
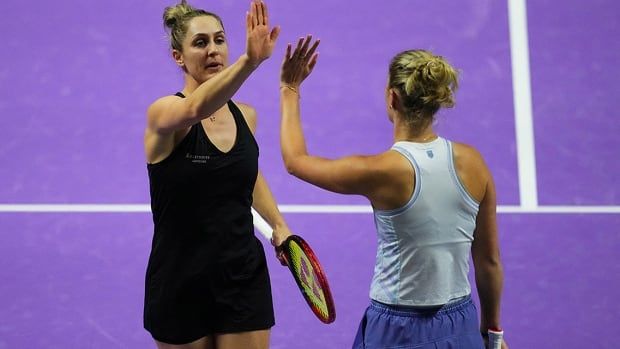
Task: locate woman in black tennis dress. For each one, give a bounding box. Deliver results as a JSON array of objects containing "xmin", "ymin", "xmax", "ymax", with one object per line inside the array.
[{"xmin": 143, "ymin": 1, "xmax": 291, "ymax": 348}]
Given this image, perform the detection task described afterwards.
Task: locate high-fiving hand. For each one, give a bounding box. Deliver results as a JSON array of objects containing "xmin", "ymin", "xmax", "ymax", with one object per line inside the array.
[
  {"xmin": 246, "ymin": 0, "xmax": 280, "ymax": 67},
  {"xmin": 281, "ymin": 35, "xmax": 320, "ymax": 89}
]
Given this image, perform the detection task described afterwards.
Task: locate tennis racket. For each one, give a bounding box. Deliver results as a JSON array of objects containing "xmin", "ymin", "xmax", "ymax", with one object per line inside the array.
[{"xmin": 251, "ymin": 208, "xmax": 336, "ymax": 324}]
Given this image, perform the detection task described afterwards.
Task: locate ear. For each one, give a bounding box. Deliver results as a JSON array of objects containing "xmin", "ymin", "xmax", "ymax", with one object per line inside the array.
[
  {"xmin": 172, "ymin": 49, "xmax": 184, "ymax": 67},
  {"xmin": 388, "ymin": 88, "xmax": 401, "ymax": 110}
]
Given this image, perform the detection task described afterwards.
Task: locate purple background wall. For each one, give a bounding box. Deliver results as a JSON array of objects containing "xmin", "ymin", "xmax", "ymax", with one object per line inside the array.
[{"xmin": 1, "ymin": 0, "xmax": 618, "ymax": 348}]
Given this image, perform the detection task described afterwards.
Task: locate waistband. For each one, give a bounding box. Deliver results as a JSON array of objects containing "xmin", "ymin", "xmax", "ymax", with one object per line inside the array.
[{"xmin": 369, "ymin": 294, "xmax": 473, "ymax": 317}]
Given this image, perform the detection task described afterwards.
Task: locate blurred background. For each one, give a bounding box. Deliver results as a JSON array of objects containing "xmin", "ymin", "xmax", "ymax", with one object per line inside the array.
[{"xmin": 0, "ymin": 0, "xmax": 618, "ymax": 347}]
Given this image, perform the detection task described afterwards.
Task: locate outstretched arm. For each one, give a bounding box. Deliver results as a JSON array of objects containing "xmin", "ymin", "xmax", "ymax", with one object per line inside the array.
[
  {"xmin": 148, "ymin": 0, "xmax": 281, "ymax": 133},
  {"xmin": 279, "ymin": 37, "xmax": 390, "ymax": 198}
]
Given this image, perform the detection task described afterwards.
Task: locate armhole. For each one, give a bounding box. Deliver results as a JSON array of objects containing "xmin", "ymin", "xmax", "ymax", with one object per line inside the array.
[
  {"xmin": 375, "ymin": 145, "xmax": 421, "ymax": 216},
  {"xmin": 147, "ymin": 92, "xmax": 192, "ymax": 167},
  {"xmin": 446, "ymin": 140, "xmax": 480, "ymax": 209},
  {"xmin": 147, "ymin": 127, "xmax": 195, "ymax": 167},
  {"xmin": 228, "ymin": 100, "xmax": 259, "ymax": 150}
]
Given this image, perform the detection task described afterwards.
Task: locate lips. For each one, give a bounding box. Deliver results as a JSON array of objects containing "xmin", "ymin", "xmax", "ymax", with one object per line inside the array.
[{"xmin": 205, "ymin": 62, "xmax": 222, "ymax": 70}]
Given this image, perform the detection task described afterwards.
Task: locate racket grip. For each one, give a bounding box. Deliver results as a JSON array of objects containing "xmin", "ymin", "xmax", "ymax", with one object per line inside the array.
[
  {"xmin": 487, "ymin": 329, "xmax": 503, "ymax": 349},
  {"xmin": 251, "ymin": 208, "xmax": 273, "ymax": 240}
]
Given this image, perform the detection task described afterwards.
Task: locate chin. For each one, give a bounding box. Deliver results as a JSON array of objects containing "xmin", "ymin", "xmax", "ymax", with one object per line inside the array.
[{"xmin": 204, "ymin": 69, "xmax": 222, "ymax": 80}]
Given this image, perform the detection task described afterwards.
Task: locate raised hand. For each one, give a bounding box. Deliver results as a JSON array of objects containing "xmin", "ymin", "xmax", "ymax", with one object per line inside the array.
[
  {"xmin": 280, "ymin": 35, "xmax": 320, "ymax": 89},
  {"xmin": 246, "ymin": 0, "xmax": 280, "ymax": 67}
]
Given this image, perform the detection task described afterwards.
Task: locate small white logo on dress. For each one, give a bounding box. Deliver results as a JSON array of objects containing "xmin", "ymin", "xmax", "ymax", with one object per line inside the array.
[{"xmin": 186, "ymin": 153, "xmax": 210, "ymax": 163}]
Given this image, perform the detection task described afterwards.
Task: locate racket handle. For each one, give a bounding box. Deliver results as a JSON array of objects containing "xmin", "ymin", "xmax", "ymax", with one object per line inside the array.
[
  {"xmin": 251, "ymin": 208, "xmax": 273, "ymax": 240},
  {"xmin": 487, "ymin": 329, "xmax": 503, "ymax": 349}
]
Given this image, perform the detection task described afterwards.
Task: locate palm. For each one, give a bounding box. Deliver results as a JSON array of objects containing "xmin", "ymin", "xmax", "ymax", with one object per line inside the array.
[
  {"xmin": 247, "ymin": 26, "xmax": 273, "ymax": 62},
  {"xmin": 245, "ymin": 1, "xmax": 279, "ymax": 65},
  {"xmin": 281, "ymin": 36, "xmax": 320, "ymax": 87}
]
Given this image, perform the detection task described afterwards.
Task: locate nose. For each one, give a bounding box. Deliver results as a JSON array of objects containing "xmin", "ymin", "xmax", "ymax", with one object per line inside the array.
[{"xmin": 207, "ymin": 42, "xmax": 219, "ymax": 56}]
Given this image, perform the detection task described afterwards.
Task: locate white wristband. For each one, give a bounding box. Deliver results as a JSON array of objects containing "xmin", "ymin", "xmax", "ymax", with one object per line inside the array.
[{"xmin": 487, "ymin": 329, "xmax": 503, "ymax": 349}]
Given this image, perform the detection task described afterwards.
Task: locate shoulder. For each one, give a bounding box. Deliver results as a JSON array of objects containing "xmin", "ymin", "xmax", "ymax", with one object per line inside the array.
[
  {"xmin": 451, "ymin": 141, "xmax": 492, "ymax": 178},
  {"xmin": 146, "ymin": 95, "xmax": 183, "ymax": 127},
  {"xmin": 234, "ymin": 101, "xmax": 257, "ymax": 118},
  {"xmin": 234, "ymin": 101, "xmax": 257, "ymax": 131},
  {"xmin": 147, "ymin": 95, "xmax": 183, "ymax": 114},
  {"xmin": 451, "ymin": 141, "xmax": 484, "ymax": 161},
  {"xmin": 366, "ymin": 149, "xmax": 412, "ymax": 177}
]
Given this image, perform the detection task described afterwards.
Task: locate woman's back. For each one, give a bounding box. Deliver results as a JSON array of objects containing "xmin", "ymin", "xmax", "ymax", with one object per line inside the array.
[
  {"xmin": 279, "ymin": 43, "xmax": 507, "ymax": 348},
  {"xmin": 371, "ymin": 137, "xmax": 482, "ymax": 306}
]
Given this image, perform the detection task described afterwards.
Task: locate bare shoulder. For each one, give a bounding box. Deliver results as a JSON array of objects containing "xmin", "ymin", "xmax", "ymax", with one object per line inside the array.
[
  {"xmin": 452, "ymin": 142, "xmax": 489, "ymax": 172},
  {"xmin": 363, "ymin": 149, "xmax": 414, "ymax": 184},
  {"xmin": 146, "ymin": 95, "xmax": 182, "ymax": 131},
  {"xmin": 234, "ymin": 101, "xmax": 257, "ymax": 119},
  {"xmin": 147, "ymin": 95, "xmax": 181, "ymax": 116},
  {"xmin": 452, "ymin": 141, "xmax": 482, "ymax": 158},
  {"xmin": 384, "ymin": 148, "xmax": 416, "ymax": 172},
  {"xmin": 451, "ymin": 141, "xmax": 493, "ymax": 202},
  {"xmin": 234, "ymin": 101, "xmax": 257, "ymax": 131},
  {"xmin": 363, "ymin": 149, "xmax": 416, "ymax": 209}
]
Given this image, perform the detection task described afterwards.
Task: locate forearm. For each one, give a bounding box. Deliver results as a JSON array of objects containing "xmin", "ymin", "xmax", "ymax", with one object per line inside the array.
[
  {"xmin": 252, "ymin": 171, "xmax": 288, "ymax": 230},
  {"xmin": 187, "ymin": 54, "xmax": 257, "ymax": 120},
  {"xmin": 280, "ymin": 86, "xmax": 309, "ymax": 172},
  {"xmin": 475, "ymin": 261, "xmax": 504, "ymax": 330}
]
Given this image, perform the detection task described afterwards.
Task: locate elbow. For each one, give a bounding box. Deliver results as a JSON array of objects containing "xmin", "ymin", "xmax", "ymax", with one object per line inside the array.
[
  {"xmin": 476, "ymin": 258, "xmax": 504, "ymax": 277},
  {"xmin": 283, "ymin": 157, "xmax": 299, "ymax": 176},
  {"xmin": 283, "ymin": 154, "xmax": 308, "ymax": 178},
  {"xmin": 185, "ymin": 99, "xmax": 202, "ymax": 120},
  {"xmin": 473, "ymin": 253, "xmax": 503, "ymax": 271}
]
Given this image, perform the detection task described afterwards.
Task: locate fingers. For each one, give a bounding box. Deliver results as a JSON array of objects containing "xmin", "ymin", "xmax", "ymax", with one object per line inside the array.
[
  {"xmin": 290, "ymin": 36, "xmax": 319, "ymax": 62},
  {"xmin": 277, "ymin": 250, "xmax": 287, "ymax": 266},
  {"xmin": 249, "ymin": 0, "xmax": 267, "ymax": 27},
  {"xmin": 246, "ymin": 11, "xmax": 252, "ymax": 32},
  {"xmin": 299, "ymin": 35, "xmax": 312, "ymax": 58},
  {"xmin": 270, "ymin": 25, "xmax": 281, "ymax": 43},
  {"xmin": 261, "ymin": 1, "xmax": 268, "ymax": 26},
  {"xmin": 285, "ymin": 43, "xmax": 292, "ymax": 60},
  {"xmin": 304, "ymin": 39, "xmax": 320, "ymax": 63},
  {"xmin": 256, "ymin": 1, "xmax": 264, "ymax": 25},
  {"xmin": 308, "ymin": 52, "xmax": 319, "ymax": 72},
  {"xmin": 251, "ymin": 1, "xmax": 258, "ymax": 28},
  {"xmin": 292, "ymin": 37, "xmax": 304, "ymax": 60}
]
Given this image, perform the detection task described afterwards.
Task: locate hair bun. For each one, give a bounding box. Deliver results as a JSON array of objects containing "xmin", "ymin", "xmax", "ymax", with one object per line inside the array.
[
  {"xmin": 162, "ymin": 1, "xmax": 222, "ymax": 51},
  {"xmin": 389, "ymin": 50, "xmax": 459, "ymax": 123},
  {"xmin": 163, "ymin": 0, "xmax": 194, "ymax": 30}
]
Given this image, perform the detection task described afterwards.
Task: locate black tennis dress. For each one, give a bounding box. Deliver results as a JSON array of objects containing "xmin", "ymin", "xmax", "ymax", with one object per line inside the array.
[{"xmin": 144, "ymin": 94, "xmax": 274, "ymax": 344}]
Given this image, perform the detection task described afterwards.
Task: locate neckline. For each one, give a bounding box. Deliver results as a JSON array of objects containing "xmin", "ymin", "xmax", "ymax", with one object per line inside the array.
[
  {"xmin": 396, "ymin": 136, "xmax": 442, "ymax": 146},
  {"xmin": 198, "ymin": 101, "xmax": 239, "ymax": 155}
]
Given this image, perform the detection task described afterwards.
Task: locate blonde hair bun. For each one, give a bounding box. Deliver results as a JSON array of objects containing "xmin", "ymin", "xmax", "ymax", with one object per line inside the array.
[{"xmin": 389, "ymin": 50, "xmax": 459, "ymax": 124}]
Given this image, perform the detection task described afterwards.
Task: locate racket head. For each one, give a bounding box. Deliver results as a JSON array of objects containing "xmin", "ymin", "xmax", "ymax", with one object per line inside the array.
[{"xmin": 279, "ymin": 235, "xmax": 336, "ymax": 324}]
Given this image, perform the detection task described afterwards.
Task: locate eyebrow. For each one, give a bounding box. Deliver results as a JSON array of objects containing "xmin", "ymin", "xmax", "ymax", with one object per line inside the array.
[{"xmin": 192, "ymin": 31, "xmax": 225, "ymax": 38}]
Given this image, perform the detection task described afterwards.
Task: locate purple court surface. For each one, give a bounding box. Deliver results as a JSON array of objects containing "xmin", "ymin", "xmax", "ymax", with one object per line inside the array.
[{"xmin": 1, "ymin": 0, "xmax": 619, "ymax": 348}]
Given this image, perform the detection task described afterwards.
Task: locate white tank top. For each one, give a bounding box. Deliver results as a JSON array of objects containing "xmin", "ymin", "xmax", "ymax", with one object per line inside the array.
[{"xmin": 370, "ymin": 137, "xmax": 479, "ymax": 306}]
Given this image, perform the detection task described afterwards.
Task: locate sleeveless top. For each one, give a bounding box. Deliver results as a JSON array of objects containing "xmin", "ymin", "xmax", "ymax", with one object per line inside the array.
[
  {"xmin": 145, "ymin": 94, "xmax": 260, "ymax": 294},
  {"xmin": 370, "ymin": 137, "xmax": 479, "ymax": 306}
]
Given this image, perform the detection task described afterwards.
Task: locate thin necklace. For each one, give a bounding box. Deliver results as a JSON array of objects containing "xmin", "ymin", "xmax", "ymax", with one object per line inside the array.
[{"xmin": 411, "ymin": 133, "xmax": 437, "ymax": 143}]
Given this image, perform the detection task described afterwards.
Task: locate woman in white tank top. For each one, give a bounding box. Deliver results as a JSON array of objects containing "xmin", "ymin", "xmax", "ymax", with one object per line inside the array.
[{"xmin": 275, "ymin": 37, "xmax": 509, "ymax": 349}]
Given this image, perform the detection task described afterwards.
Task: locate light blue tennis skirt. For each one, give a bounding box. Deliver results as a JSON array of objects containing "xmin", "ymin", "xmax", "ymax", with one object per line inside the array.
[{"xmin": 352, "ymin": 295, "xmax": 484, "ymax": 349}]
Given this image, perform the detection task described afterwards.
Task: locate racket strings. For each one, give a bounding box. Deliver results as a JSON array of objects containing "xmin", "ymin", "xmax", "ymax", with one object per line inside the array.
[{"xmin": 287, "ymin": 242, "xmax": 330, "ymax": 318}]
